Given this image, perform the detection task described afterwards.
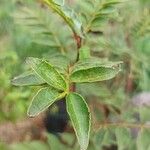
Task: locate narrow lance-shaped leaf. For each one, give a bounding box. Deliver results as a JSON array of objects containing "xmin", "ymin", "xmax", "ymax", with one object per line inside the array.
[
  {"xmin": 28, "ymin": 87, "xmax": 66, "ymax": 117},
  {"xmin": 11, "ymin": 71, "xmax": 45, "ymax": 86},
  {"xmin": 26, "ymin": 57, "xmax": 67, "ymax": 91},
  {"xmin": 70, "ymin": 58, "xmax": 122, "ymax": 83},
  {"xmin": 66, "ymin": 92, "xmax": 91, "ymax": 150}
]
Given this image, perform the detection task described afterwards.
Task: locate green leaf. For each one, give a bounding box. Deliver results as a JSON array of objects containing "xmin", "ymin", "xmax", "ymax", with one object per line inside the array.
[
  {"xmin": 77, "ymin": 0, "xmax": 121, "ymax": 33},
  {"xmin": 26, "ymin": 57, "xmax": 67, "ymax": 91},
  {"xmin": 66, "ymin": 92, "xmax": 91, "ymax": 150},
  {"xmin": 44, "ymin": 0, "xmax": 83, "ymax": 37},
  {"xmin": 70, "ymin": 58, "xmax": 122, "ymax": 83},
  {"xmin": 28, "ymin": 87, "xmax": 65, "ymax": 117},
  {"xmin": 11, "ymin": 71, "xmax": 45, "ymax": 86},
  {"xmin": 47, "ymin": 53, "xmax": 70, "ymax": 74}
]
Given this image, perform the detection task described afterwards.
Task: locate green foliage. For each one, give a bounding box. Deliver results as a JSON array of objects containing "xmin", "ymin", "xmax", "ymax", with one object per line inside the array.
[
  {"xmin": 66, "ymin": 93, "xmax": 91, "ymax": 150},
  {"xmin": 11, "ymin": 1, "xmax": 123, "ymax": 149},
  {"xmin": 26, "ymin": 57, "xmax": 67, "ymax": 90},
  {"xmin": 11, "ymin": 71, "xmax": 45, "ymax": 86},
  {"xmin": 12, "ymin": 56, "xmax": 122, "ymax": 149},
  {"xmin": 70, "ymin": 58, "xmax": 122, "ymax": 83},
  {"xmin": 44, "ymin": 0, "xmax": 83, "ymax": 36},
  {"xmin": 13, "ymin": 4, "xmax": 75, "ymax": 57},
  {"xmin": 0, "ymin": 0, "xmax": 149, "ymax": 149},
  {"xmin": 75, "ymin": 0, "xmax": 122, "ymax": 33},
  {"xmin": 28, "ymin": 87, "xmax": 66, "ymax": 116},
  {"xmin": 0, "ymin": 48, "xmax": 32, "ymax": 121}
]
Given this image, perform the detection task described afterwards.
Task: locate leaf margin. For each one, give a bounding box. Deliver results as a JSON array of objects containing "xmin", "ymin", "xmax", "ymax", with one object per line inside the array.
[
  {"xmin": 66, "ymin": 92, "xmax": 91, "ymax": 150},
  {"xmin": 27, "ymin": 87, "xmax": 66, "ymax": 117}
]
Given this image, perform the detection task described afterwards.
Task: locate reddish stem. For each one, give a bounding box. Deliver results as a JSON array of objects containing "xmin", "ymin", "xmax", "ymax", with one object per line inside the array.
[
  {"xmin": 74, "ymin": 33, "xmax": 82, "ymax": 49},
  {"xmin": 69, "ymin": 33, "xmax": 82, "ymax": 92},
  {"xmin": 74, "ymin": 33, "xmax": 82, "ymax": 62}
]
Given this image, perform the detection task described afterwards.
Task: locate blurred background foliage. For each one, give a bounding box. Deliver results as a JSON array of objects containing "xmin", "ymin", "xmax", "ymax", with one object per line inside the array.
[{"xmin": 0, "ymin": 0, "xmax": 150, "ymax": 150}]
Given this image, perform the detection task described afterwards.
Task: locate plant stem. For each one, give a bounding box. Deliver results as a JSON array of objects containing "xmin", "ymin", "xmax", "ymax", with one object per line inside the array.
[
  {"xmin": 69, "ymin": 31, "xmax": 82, "ymax": 92},
  {"xmin": 44, "ymin": 0, "xmax": 82, "ymax": 92},
  {"xmin": 74, "ymin": 33, "xmax": 82, "ymax": 49},
  {"xmin": 74, "ymin": 33, "xmax": 82, "ymax": 62},
  {"xmin": 44, "ymin": 0, "xmax": 82, "ymax": 60},
  {"xmin": 44, "ymin": 0, "xmax": 76, "ymax": 34},
  {"xmin": 67, "ymin": 33, "xmax": 82, "ymax": 92}
]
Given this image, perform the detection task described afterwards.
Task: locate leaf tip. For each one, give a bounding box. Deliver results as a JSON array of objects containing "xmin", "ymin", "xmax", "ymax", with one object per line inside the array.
[
  {"xmin": 27, "ymin": 108, "xmax": 37, "ymax": 118},
  {"xmin": 26, "ymin": 57, "xmax": 39, "ymax": 66},
  {"xmin": 80, "ymin": 140, "xmax": 89, "ymax": 150},
  {"xmin": 25, "ymin": 57, "xmax": 33, "ymax": 64},
  {"xmin": 11, "ymin": 76, "xmax": 21, "ymax": 86},
  {"xmin": 27, "ymin": 101, "xmax": 38, "ymax": 117},
  {"xmin": 11, "ymin": 77, "xmax": 17, "ymax": 85}
]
